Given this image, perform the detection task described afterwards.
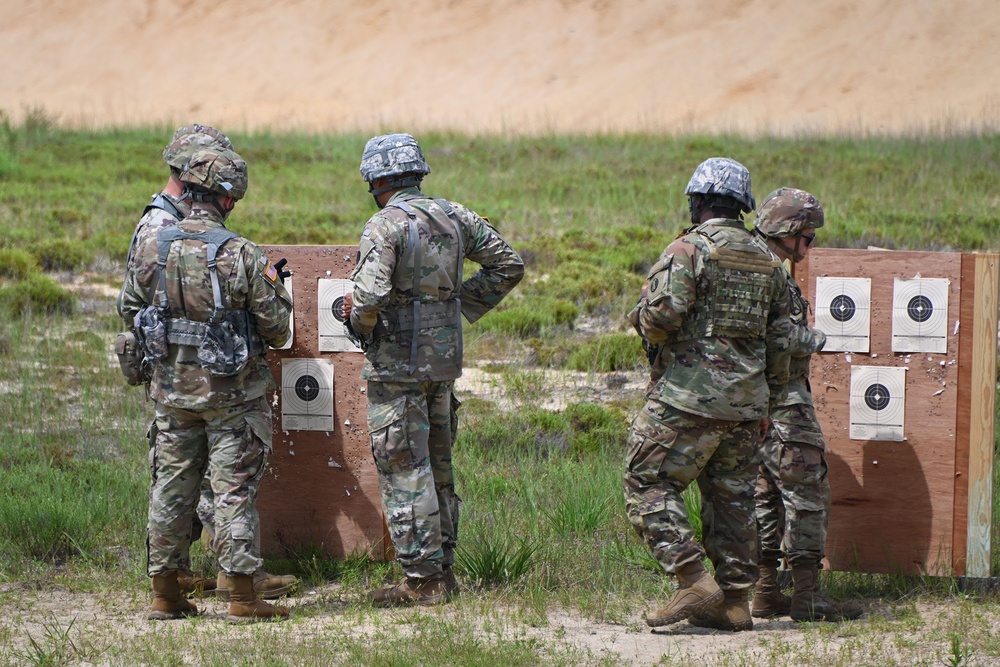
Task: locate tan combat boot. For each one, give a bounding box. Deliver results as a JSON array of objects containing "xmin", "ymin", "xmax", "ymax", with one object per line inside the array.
[
  {"xmin": 369, "ymin": 577, "xmax": 446, "ymax": 607},
  {"xmin": 645, "ymin": 561, "xmax": 723, "ymax": 628},
  {"xmin": 789, "ymin": 564, "xmax": 863, "ymax": 622},
  {"xmin": 442, "ymin": 567, "xmax": 459, "ymax": 599},
  {"xmin": 225, "ymin": 573, "xmax": 290, "ymax": 624},
  {"xmin": 751, "ymin": 564, "xmax": 791, "ymax": 618},
  {"xmin": 688, "ymin": 589, "xmax": 753, "ymax": 632},
  {"xmin": 148, "ymin": 571, "xmax": 199, "ymax": 620},
  {"xmin": 216, "ymin": 570, "xmax": 297, "ymax": 600},
  {"xmin": 177, "ymin": 569, "xmax": 217, "ymax": 597}
]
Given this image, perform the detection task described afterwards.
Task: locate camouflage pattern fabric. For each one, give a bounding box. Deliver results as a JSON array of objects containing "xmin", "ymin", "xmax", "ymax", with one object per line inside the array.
[
  {"xmin": 627, "ymin": 219, "xmax": 792, "ymax": 421},
  {"xmin": 123, "ymin": 194, "xmax": 191, "ymax": 275},
  {"xmin": 624, "ymin": 398, "xmax": 760, "ymax": 589},
  {"xmin": 755, "ymin": 403, "xmax": 831, "ymax": 565},
  {"xmin": 120, "ymin": 207, "xmax": 291, "ymax": 409},
  {"xmin": 162, "ymin": 125, "xmax": 233, "ymax": 171},
  {"xmin": 625, "ymin": 216, "xmax": 791, "ymax": 591},
  {"xmin": 146, "ymin": 397, "xmax": 272, "ymax": 575},
  {"xmin": 753, "ymin": 188, "xmax": 824, "ymax": 239},
  {"xmin": 350, "ymin": 186, "xmax": 521, "ymax": 579},
  {"xmin": 367, "ymin": 380, "xmax": 460, "ymax": 579},
  {"xmin": 755, "ymin": 263, "xmax": 831, "ymax": 566},
  {"xmin": 359, "ymin": 134, "xmax": 431, "ymax": 182},
  {"xmin": 349, "ymin": 188, "xmax": 524, "ymax": 382},
  {"xmin": 684, "ymin": 157, "xmax": 756, "ymax": 212}
]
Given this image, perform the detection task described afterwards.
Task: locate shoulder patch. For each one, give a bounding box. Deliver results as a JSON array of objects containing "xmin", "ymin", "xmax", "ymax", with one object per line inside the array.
[{"xmin": 265, "ymin": 262, "xmax": 278, "ymax": 282}]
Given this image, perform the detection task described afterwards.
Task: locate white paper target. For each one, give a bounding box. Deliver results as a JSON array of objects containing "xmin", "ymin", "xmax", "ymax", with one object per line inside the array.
[
  {"xmin": 849, "ymin": 365, "xmax": 906, "ymax": 441},
  {"xmin": 275, "ymin": 277, "xmax": 294, "ymax": 350},
  {"xmin": 891, "ymin": 277, "xmax": 949, "ymax": 354},
  {"xmin": 281, "ymin": 358, "xmax": 335, "ymax": 432},
  {"xmin": 318, "ymin": 279, "xmax": 362, "ymax": 353},
  {"xmin": 815, "ymin": 277, "xmax": 872, "ymax": 352}
]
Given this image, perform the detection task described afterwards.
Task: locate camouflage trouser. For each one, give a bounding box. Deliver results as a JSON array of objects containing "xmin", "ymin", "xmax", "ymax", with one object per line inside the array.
[
  {"xmin": 754, "ymin": 402, "xmax": 830, "ymax": 567},
  {"xmin": 147, "ymin": 422, "xmax": 218, "ymax": 562},
  {"xmin": 624, "ymin": 398, "xmax": 760, "ymax": 590},
  {"xmin": 147, "ymin": 397, "xmax": 272, "ymax": 577},
  {"xmin": 367, "ymin": 380, "xmax": 461, "ymax": 580}
]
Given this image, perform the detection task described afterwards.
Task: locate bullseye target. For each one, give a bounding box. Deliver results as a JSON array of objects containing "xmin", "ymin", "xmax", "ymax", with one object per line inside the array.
[
  {"xmin": 849, "ymin": 365, "xmax": 906, "ymax": 441},
  {"xmin": 815, "ymin": 277, "xmax": 872, "ymax": 352},
  {"xmin": 891, "ymin": 277, "xmax": 949, "ymax": 353},
  {"xmin": 281, "ymin": 358, "xmax": 335, "ymax": 432},
  {"xmin": 318, "ymin": 279, "xmax": 362, "ymax": 353}
]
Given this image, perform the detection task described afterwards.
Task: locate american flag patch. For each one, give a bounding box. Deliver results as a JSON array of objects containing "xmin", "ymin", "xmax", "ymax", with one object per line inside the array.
[{"xmin": 266, "ymin": 263, "xmax": 278, "ymax": 281}]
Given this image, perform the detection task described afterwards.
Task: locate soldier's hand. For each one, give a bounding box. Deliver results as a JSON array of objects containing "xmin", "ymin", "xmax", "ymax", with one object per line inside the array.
[
  {"xmin": 273, "ymin": 258, "xmax": 292, "ymax": 283},
  {"xmin": 759, "ymin": 417, "xmax": 772, "ymax": 441},
  {"xmin": 341, "ymin": 292, "xmax": 353, "ymax": 319}
]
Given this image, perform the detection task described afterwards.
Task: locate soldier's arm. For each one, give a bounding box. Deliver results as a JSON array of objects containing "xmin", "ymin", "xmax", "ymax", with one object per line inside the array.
[
  {"xmin": 244, "ymin": 245, "xmax": 293, "ymax": 348},
  {"xmin": 349, "ymin": 218, "xmax": 399, "ymax": 336},
  {"xmin": 635, "ymin": 237, "xmax": 697, "ymax": 345},
  {"xmin": 118, "ymin": 236, "xmax": 158, "ymax": 328},
  {"xmin": 456, "ymin": 209, "xmax": 525, "ymax": 324},
  {"xmin": 764, "ymin": 270, "xmax": 793, "ymax": 403}
]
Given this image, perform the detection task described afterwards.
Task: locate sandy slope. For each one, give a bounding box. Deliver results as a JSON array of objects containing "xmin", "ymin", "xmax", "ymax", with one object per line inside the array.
[{"xmin": 2, "ymin": 0, "xmax": 998, "ymax": 135}]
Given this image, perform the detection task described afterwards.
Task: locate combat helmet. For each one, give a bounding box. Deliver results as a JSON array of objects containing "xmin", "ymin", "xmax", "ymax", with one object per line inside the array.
[
  {"xmin": 179, "ymin": 147, "xmax": 248, "ymax": 201},
  {"xmin": 162, "ymin": 124, "xmax": 233, "ymax": 172},
  {"xmin": 685, "ymin": 157, "xmax": 756, "ymax": 213},
  {"xmin": 360, "ymin": 133, "xmax": 430, "ymax": 201},
  {"xmin": 754, "ymin": 188, "xmax": 824, "ymax": 238}
]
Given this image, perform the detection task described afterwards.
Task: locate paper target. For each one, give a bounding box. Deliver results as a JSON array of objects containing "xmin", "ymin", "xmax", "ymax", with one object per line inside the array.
[
  {"xmin": 849, "ymin": 365, "xmax": 906, "ymax": 441},
  {"xmin": 891, "ymin": 277, "xmax": 949, "ymax": 353},
  {"xmin": 815, "ymin": 277, "xmax": 872, "ymax": 352},
  {"xmin": 318, "ymin": 279, "xmax": 363, "ymax": 353},
  {"xmin": 275, "ymin": 277, "xmax": 294, "ymax": 350},
  {"xmin": 281, "ymin": 358, "xmax": 335, "ymax": 431}
]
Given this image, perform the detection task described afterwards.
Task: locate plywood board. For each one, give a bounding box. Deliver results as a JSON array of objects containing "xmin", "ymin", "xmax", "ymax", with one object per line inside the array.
[
  {"xmin": 256, "ymin": 245, "xmax": 387, "ymax": 560},
  {"xmin": 801, "ymin": 249, "xmax": 963, "ymax": 575}
]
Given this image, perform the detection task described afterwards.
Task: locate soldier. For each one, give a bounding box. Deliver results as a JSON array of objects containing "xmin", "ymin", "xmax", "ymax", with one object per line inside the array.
[
  {"xmin": 624, "ymin": 157, "xmax": 791, "ymax": 632},
  {"xmin": 343, "ymin": 133, "xmax": 524, "ymax": 606},
  {"xmin": 750, "ymin": 188, "xmax": 863, "ymax": 622},
  {"xmin": 119, "ymin": 147, "xmax": 293, "ymax": 623},
  {"xmin": 117, "ymin": 125, "xmax": 297, "ymax": 602}
]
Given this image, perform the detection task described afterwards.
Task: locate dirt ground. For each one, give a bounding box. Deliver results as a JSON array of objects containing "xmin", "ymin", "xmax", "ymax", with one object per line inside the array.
[{"xmin": 2, "ymin": 0, "xmax": 999, "ymax": 135}]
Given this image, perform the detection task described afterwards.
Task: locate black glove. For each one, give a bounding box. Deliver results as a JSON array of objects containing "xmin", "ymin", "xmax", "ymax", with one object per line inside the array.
[{"xmin": 273, "ymin": 258, "xmax": 292, "ymax": 283}]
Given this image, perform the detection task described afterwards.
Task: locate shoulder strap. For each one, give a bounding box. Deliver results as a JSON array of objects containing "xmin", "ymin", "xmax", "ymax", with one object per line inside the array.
[{"xmin": 153, "ymin": 226, "xmax": 240, "ymax": 319}]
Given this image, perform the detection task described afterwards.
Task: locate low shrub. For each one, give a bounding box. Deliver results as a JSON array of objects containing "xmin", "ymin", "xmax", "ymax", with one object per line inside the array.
[{"xmin": 0, "ymin": 273, "xmax": 76, "ymax": 316}]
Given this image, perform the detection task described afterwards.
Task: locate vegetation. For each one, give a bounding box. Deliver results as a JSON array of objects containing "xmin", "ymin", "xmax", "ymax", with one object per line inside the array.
[{"xmin": 0, "ymin": 116, "xmax": 999, "ymax": 665}]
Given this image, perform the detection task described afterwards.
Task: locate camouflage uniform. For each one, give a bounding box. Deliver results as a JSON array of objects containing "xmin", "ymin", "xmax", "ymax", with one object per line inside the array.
[
  {"xmin": 753, "ymin": 197, "xmax": 830, "ymax": 567},
  {"xmin": 625, "ymin": 214, "xmax": 791, "ymax": 591},
  {"xmin": 350, "ymin": 187, "xmax": 523, "ymax": 580},
  {"xmin": 118, "ymin": 125, "xmax": 234, "ymax": 570},
  {"xmin": 120, "ymin": 204, "xmax": 292, "ymax": 576}
]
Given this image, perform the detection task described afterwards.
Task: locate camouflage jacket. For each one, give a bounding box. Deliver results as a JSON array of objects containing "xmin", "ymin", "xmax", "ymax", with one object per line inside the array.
[
  {"xmin": 119, "ymin": 207, "xmax": 292, "ymax": 409},
  {"xmin": 117, "ymin": 192, "xmax": 191, "ymax": 317},
  {"xmin": 775, "ymin": 269, "xmax": 826, "ymax": 409},
  {"xmin": 349, "ymin": 188, "xmax": 524, "ymax": 382},
  {"xmin": 628, "ymin": 218, "xmax": 791, "ymax": 421}
]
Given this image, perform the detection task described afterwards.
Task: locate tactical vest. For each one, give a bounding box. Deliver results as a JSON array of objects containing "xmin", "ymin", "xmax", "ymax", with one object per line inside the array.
[
  {"xmin": 377, "ymin": 196, "xmax": 465, "ymax": 376},
  {"xmin": 119, "ymin": 194, "xmax": 187, "ymax": 317},
  {"xmin": 136, "ymin": 225, "xmax": 264, "ymax": 377},
  {"xmin": 674, "ymin": 221, "xmax": 781, "ymax": 341}
]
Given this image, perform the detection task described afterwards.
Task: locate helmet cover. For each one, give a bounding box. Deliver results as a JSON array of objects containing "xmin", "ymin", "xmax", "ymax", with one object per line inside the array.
[
  {"xmin": 163, "ymin": 124, "xmax": 233, "ymax": 171},
  {"xmin": 359, "ymin": 133, "xmax": 431, "ymax": 183},
  {"xmin": 754, "ymin": 188, "xmax": 824, "ymax": 238},
  {"xmin": 685, "ymin": 157, "xmax": 756, "ymax": 212},
  {"xmin": 179, "ymin": 147, "xmax": 248, "ymax": 200}
]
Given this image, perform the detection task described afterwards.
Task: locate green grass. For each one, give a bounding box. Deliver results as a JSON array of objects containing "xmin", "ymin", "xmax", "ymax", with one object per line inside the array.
[{"xmin": 0, "ymin": 120, "xmax": 999, "ymax": 664}]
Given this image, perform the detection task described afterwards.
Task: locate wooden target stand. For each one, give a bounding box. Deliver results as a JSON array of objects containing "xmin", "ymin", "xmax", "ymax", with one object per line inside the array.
[
  {"xmin": 799, "ymin": 249, "xmax": 998, "ymax": 577},
  {"xmin": 255, "ymin": 245, "xmax": 389, "ymax": 561}
]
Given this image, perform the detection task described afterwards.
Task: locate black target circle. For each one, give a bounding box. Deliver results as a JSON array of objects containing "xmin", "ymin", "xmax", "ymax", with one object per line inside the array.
[
  {"xmin": 864, "ymin": 383, "xmax": 891, "ymax": 411},
  {"xmin": 907, "ymin": 295, "xmax": 933, "ymax": 323},
  {"xmin": 294, "ymin": 374, "xmax": 321, "ymax": 402},
  {"xmin": 830, "ymin": 294, "xmax": 856, "ymax": 323},
  {"xmin": 331, "ymin": 296, "xmax": 347, "ymax": 324}
]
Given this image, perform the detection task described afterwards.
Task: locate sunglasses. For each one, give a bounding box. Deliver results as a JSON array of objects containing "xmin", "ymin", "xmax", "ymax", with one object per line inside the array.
[{"xmin": 801, "ymin": 233, "xmax": 816, "ymax": 247}]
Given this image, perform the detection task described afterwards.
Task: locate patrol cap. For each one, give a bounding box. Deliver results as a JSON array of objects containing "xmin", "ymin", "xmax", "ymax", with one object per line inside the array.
[
  {"xmin": 179, "ymin": 147, "xmax": 248, "ymax": 200},
  {"xmin": 162, "ymin": 124, "xmax": 233, "ymax": 171}
]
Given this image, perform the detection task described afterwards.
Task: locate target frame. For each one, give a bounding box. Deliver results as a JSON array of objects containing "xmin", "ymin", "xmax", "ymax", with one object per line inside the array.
[{"xmin": 318, "ymin": 279, "xmax": 363, "ymax": 353}]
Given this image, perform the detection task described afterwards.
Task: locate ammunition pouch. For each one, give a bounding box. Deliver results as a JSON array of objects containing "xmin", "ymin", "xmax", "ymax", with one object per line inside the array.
[
  {"xmin": 135, "ymin": 305, "xmax": 169, "ymax": 360},
  {"xmin": 115, "ymin": 331, "xmax": 151, "ymax": 386},
  {"xmin": 378, "ymin": 298, "xmax": 462, "ymax": 335},
  {"xmin": 167, "ymin": 311, "xmax": 264, "ymax": 377}
]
